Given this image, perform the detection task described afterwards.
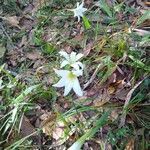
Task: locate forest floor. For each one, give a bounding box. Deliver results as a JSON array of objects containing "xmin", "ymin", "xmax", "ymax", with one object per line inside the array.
[{"xmin": 0, "ymin": 0, "xmax": 150, "ymax": 149}]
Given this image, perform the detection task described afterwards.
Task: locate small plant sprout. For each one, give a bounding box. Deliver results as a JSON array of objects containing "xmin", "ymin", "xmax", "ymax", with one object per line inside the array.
[
  {"xmin": 71, "ymin": 1, "xmax": 87, "ymax": 22},
  {"xmin": 59, "ymin": 51, "xmax": 84, "ymax": 70},
  {"xmin": 53, "ymin": 69, "xmax": 83, "ymax": 96}
]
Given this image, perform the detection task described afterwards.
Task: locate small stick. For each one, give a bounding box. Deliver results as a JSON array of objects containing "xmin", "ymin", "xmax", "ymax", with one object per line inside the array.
[{"xmin": 83, "ymin": 64, "xmax": 103, "ymax": 89}]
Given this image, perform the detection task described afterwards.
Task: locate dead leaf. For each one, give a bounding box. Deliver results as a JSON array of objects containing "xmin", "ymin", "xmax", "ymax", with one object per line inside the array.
[
  {"xmin": 32, "ymin": 0, "xmax": 51, "ymax": 15},
  {"xmin": 19, "ymin": 35, "xmax": 28, "ymax": 47},
  {"xmin": 93, "ymin": 89, "xmax": 110, "ymax": 107},
  {"xmin": 41, "ymin": 113, "xmax": 57, "ymax": 136},
  {"xmin": 1, "ymin": 16, "xmax": 21, "ymax": 29},
  {"xmin": 107, "ymin": 85, "xmax": 116, "ymax": 94},
  {"xmin": 52, "ymin": 121, "xmax": 65, "ymax": 140},
  {"xmin": 110, "ymin": 110, "xmax": 120, "ymax": 121},
  {"xmin": 83, "ymin": 41, "xmax": 94, "ymax": 56},
  {"xmin": 26, "ymin": 51, "xmax": 42, "ymax": 60},
  {"xmin": 125, "ymin": 138, "xmax": 134, "ymax": 150},
  {"xmin": 20, "ymin": 116, "xmax": 36, "ymax": 137}
]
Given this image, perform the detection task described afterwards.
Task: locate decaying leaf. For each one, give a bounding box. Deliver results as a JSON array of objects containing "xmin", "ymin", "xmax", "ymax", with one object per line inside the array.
[
  {"xmin": 26, "ymin": 51, "xmax": 42, "ymax": 60},
  {"xmin": 20, "ymin": 116, "xmax": 36, "ymax": 137},
  {"xmin": 83, "ymin": 41, "xmax": 94, "ymax": 56},
  {"xmin": 1, "ymin": 16, "xmax": 21, "ymax": 29},
  {"xmin": 41, "ymin": 113, "xmax": 57, "ymax": 136},
  {"xmin": 19, "ymin": 35, "xmax": 28, "ymax": 47},
  {"xmin": 32, "ymin": 0, "xmax": 51, "ymax": 15},
  {"xmin": 52, "ymin": 121, "xmax": 65, "ymax": 140},
  {"xmin": 93, "ymin": 89, "xmax": 110, "ymax": 107},
  {"xmin": 125, "ymin": 138, "xmax": 134, "ymax": 150}
]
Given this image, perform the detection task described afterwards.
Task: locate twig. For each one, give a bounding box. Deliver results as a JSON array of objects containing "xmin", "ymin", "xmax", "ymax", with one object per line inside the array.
[{"xmin": 83, "ymin": 64, "xmax": 103, "ymax": 89}]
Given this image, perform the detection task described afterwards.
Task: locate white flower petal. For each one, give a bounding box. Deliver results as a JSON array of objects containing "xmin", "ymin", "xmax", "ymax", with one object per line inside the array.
[
  {"xmin": 77, "ymin": 2, "xmax": 79, "ymax": 8},
  {"xmin": 68, "ymin": 141, "xmax": 82, "ymax": 150},
  {"xmin": 64, "ymin": 82, "xmax": 72, "ymax": 96},
  {"xmin": 71, "ymin": 63, "xmax": 80, "ymax": 70},
  {"xmin": 80, "ymin": 1, "xmax": 84, "ymax": 8},
  {"xmin": 72, "ymin": 78, "xmax": 83, "ymax": 96},
  {"xmin": 59, "ymin": 51, "xmax": 69, "ymax": 60},
  {"xmin": 82, "ymin": 8, "xmax": 87, "ymax": 12},
  {"xmin": 77, "ymin": 16, "xmax": 80, "ymax": 22},
  {"xmin": 54, "ymin": 69, "xmax": 69, "ymax": 77},
  {"xmin": 75, "ymin": 53, "xmax": 84, "ymax": 61},
  {"xmin": 53, "ymin": 78, "xmax": 65, "ymax": 87},
  {"xmin": 72, "ymin": 69, "xmax": 83, "ymax": 77},
  {"xmin": 71, "ymin": 62, "xmax": 84, "ymax": 71},
  {"xmin": 71, "ymin": 1, "xmax": 87, "ymax": 22},
  {"xmin": 70, "ymin": 52, "xmax": 77, "ymax": 62},
  {"xmin": 77, "ymin": 62, "xmax": 84, "ymax": 70},
  {"xmin": 60, "ymin": 60, "xmax": 69, "ymax": 68}
]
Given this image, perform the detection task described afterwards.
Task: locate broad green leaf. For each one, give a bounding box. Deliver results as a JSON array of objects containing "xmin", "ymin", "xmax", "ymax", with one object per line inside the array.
[
  {"xmin": 82, "ymin": 16, "xmax": 91, "ymax": 30},
  {"xmin": 42, "ymin": 42, "xmax": 56, "ymax": 54}
]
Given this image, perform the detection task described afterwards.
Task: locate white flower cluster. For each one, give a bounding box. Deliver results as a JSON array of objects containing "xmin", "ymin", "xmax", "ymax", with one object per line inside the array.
[{"xmin": 53, "ymin": 51, "xmax": 84, "ymax": 96}]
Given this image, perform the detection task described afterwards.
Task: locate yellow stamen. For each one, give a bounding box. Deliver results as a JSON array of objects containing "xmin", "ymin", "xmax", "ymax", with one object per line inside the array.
[{"xmin": 67, "ymin": 72, "xmax": 76, "ymax": 80}]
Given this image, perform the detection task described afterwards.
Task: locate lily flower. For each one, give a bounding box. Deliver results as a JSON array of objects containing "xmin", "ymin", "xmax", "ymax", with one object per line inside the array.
[
  {"xmin": 53, "ymin": 69, "xmax": 83, "ymax": 96},
  {"xmin": 71, "ymin": 1, "xmax": 87, "ymax": 22},
  {"xmin": 59, "ymin": 51, "xmax": 84, "ymax": 71}
]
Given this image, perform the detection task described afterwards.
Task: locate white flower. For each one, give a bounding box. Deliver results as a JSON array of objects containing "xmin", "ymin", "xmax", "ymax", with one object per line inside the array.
[
  {"xmin": 59, "ymin": 51, "xmax": 84, "ymax": 71},
  {"xmin": 53, "ymin": 69, "xmax": 83, "ymax": 96},
  {"xmin": 68, "ymin": 141, "xmax": 82, "ymax": 150},
  {"xmin": 71, "ymin": 1, "xmax": 87, "ymax": 22}
]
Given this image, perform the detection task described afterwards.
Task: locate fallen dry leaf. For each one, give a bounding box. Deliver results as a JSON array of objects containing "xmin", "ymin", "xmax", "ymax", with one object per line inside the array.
[
  {"xmin": 107, "ymin": 85, "xmax": 116, "ymax": 94},
  {"xmin": 32, "ymin": 0, "xmax": 51, "ymax": 15},
  {"xmin": 93, "ymin": 89, "xmax": 110, "ymax": 107},
  {"xmin": 26, "ymin": 51, "xmax": 42, "ymax": 60},
  {"xmin": 110, "ymin": 110, "xmax": 120, "ymax": 121},
  {"xmin": 52, "ymin": 121, "xmax": 65, "ymax": 140},
  {"xmin": 19, "ymin": 35, "xmax": 28, "ymax": 47},
  {"xmin": 125, "ymin": 138, "xmax": 134, "ymax": 150},
  {"xmin": 83, "ymin": 41, "xmax": 94, "ymax": 56},
  {"xmin": 20, "ymin": 116, "xmax": 36, "ymax": 137},
  {"xmin": 1, "ymin": 16, "xmax": 21, "ymax": 29},
  {"xmin": 41, "ymin": 113, "xmax": 57, "ymax": 136}
]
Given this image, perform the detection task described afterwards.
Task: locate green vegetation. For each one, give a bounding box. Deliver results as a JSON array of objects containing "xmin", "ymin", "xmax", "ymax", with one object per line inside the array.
[{"xmin": 0, "ymin": 0, "xmax": 149, "ymax": 149}]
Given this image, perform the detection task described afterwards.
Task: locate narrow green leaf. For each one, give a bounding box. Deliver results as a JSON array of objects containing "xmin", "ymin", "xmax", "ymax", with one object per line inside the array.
[
  {"xmin": 98, "ymin": 0, "xmax": 112, "ymax": 17},
  {"xmin": 137, "ymin": 10, "xmax": 150, "ymax": 25},
  {"xmin": 13, "ymin": 84, "xmax": 39, "ymax": 104},
  {"xmin": 68, "ymin": 111, "xmax": 110, "ymax": 150}
]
